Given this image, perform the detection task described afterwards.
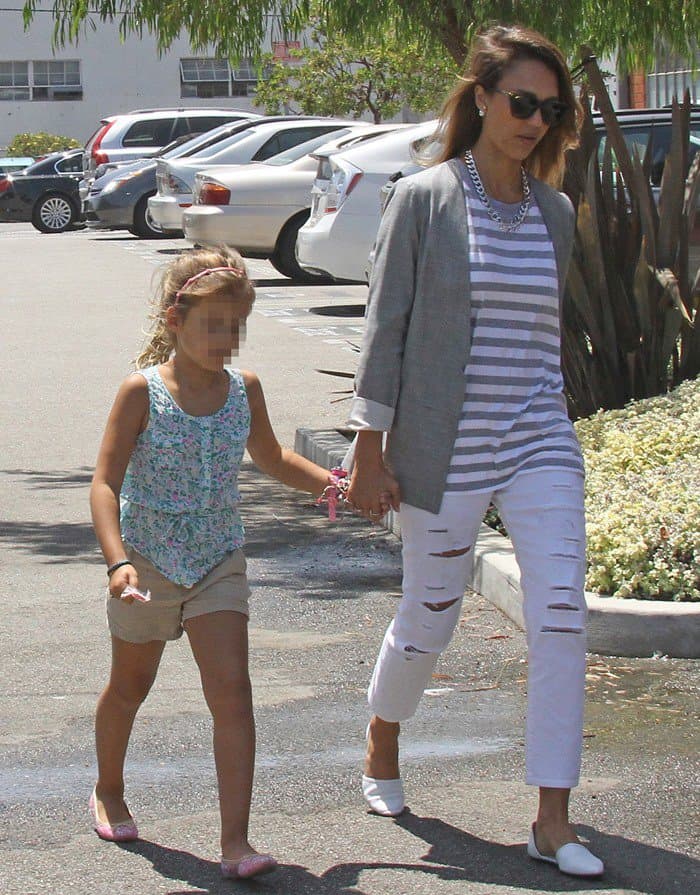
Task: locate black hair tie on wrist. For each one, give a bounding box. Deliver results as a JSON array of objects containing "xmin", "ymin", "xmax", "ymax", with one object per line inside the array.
[{"xmin": 107, "ymin": 559, "xmax": 134, "ymax": 578}]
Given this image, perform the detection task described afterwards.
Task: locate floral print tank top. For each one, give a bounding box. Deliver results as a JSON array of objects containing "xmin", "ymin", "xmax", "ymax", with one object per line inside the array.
[{"xmin": 120, "ymin": 365, "xmax": 250, "ymax": 586}]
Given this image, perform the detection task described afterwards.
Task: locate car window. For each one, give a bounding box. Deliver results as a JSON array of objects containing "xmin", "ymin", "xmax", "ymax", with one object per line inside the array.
[
  {"xmin": 122, "ymin": 118, "xmax": 176, "ymax": 147},
  {"xmin": 185, "ymin": 115, "xmax": 241, "ymax": 134},
  {"xmin": 21, "ymin": 157, "xmax": 54, "ymax": 175},
  {"xmin": 252, "ymin": 126, "xmax": 342, "ymax": 161},
  {"xmin": 263, "ymin": 129, "xmax": 352, "ymax": 166},
  {"xmin": 597, "ymin": 124, "xmax": 700, "ymax": 187},
  {"xmin": 56, "ymin": 153, "xmax": 83, "ymax": 173}
]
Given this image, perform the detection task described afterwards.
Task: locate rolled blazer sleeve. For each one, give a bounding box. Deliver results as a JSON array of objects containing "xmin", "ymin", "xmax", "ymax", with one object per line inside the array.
[{"xmin": 348, "ymin": 177, "xmax": 421, "ymax": 431}]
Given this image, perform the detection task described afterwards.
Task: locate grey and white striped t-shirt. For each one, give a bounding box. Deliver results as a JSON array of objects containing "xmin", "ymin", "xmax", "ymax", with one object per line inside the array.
[{"xmin": 445, "ymin": 171, "xmax": 584, "ymax": 494}]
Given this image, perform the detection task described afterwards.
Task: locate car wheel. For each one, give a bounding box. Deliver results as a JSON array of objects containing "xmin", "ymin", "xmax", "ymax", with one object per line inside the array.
[
  {"xmin": 31, "ymin": 192, "xmax": 77, "ymax": 233},
  {"xmin": 130, "ymin": 193, "xmax": 169, "ymax": 239},
  {"xmin": 270, "ymin": 212, "xmax": 332, "ymax": 283}
]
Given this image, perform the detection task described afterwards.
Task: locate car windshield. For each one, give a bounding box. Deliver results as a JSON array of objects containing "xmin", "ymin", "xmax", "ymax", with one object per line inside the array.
[
  {"xmin": 177, "ymin": 123, "xmax": 256, "ymax": 158},
  {"xmin": 157, "ymin": 134, "xmax": 205, "ymax": 159},
  {"xmin": 192, "ymin": 128, "xmax": 256, "ymax": 159},
  {"xmin": 262, "ymin": 129, "xmax": 352, "ymax": 166}
]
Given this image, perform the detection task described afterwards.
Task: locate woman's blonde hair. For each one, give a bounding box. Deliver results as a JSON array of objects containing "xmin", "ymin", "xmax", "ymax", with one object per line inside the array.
[
  {"xmin": 135, "ymin": 246, "xmax": 255, "ymax": 369},
  {"xmin": 434, "ymin": 24, "xmax": 582, "ymax": 187}
]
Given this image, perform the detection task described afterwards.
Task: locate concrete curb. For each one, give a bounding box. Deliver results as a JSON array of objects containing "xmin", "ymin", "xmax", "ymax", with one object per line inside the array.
[{"xmin": 295, "ymin": 427, "xmax": 700, "ymax": 659}]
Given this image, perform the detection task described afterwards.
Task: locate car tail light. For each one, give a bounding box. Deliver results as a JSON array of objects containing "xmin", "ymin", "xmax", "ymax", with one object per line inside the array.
[
  {"xmin": 197, "ymin": 180, "xmax": 230, "ymax": 205},
  {"xmin": 167, "ymin": 174, "xmax": 191, "ymax": 194},
  {"xmin": 325, "ymin": 158, "xmax": 363, "ymax": 213},
  {"xmin": 0, "ymin": 178, "xmax": 11, "ymax": 193},
  {"xmin": 90, "ymin": 122, "xmax": 114, "ymax": 166}
]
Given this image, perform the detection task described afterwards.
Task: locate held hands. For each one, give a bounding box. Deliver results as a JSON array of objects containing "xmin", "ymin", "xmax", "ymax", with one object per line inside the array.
[{"xmin": 347, "ymin": 463, "xmax": 401, "ymax": 522}]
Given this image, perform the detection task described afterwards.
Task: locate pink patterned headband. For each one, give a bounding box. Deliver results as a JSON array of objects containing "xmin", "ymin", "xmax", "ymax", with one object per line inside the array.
[{"xmin": 174, "ymin": 266, "xmax": 245, "ymax": 303}]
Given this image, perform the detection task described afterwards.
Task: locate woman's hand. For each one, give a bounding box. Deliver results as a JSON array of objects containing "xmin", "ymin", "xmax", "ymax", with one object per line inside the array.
[
  {"xmin": 108, "ymin": 564, "xmax": 140, "ymax": 602},
  {"xmin": 348, "ymin": 464, "xmax": 401, "ymax": 521}
]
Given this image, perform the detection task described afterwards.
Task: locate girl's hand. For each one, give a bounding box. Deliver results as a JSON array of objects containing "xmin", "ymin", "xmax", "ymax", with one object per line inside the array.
[{"xmin": 108, "ymin": 564, "xmax": 140, "ymax": 602}]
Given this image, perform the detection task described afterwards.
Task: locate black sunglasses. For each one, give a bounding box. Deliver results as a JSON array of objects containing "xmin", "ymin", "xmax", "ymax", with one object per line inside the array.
[{"xmin": 492, "ymin": 88, "xmax": 568, "ymax": 127}]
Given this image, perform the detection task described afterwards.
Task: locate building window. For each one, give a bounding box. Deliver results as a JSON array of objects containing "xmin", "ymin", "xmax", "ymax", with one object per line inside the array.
[
  {"xmin": 646, "ymin": 46, "xmax": 699, "ymax": 107},
  {"xmin": 0, "ymin": 60, "xmax": 82, "ymax": 101},
  {"xmin": 180, "ymin": 57, "xmax": 259, "ymax": 98},
  {"xmin": 0, "ymin": 61, "xmax": 30, "ymax": 101},
  {"xmin": 180, "ymin": 58, "xmax": 231, "ymax": 98},
  {"xmin": 32, "ymin": 60, "xmax": 83, "ymax": 100}
]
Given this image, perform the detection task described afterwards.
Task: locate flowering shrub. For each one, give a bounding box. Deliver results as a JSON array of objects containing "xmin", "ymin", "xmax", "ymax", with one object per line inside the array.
[
  {"xmin": 574, "ymin": 378, "xmax": 699, "ymax": 601},
  {"xmin": 5, "ymin": 132, "xmax": 81, "ymax": 156}
]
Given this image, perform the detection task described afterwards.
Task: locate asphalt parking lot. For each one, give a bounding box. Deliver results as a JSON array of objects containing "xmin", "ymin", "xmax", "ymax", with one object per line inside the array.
[{"xmin": 1, "ymin": 223, "xmax": 698, "ymax": 895}]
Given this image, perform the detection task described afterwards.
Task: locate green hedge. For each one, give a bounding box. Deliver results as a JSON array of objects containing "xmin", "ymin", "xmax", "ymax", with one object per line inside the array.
[
  {"xmin": 575, "ymin": 377, "xmax": 699, "ymax": 601},
  {"xmin": 5, "ymin": 132, "xmax": 81, "ymax": 156}
]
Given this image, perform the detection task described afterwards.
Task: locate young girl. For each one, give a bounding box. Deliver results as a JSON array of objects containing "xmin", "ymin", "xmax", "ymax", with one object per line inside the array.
[{"xmin": 89, "ymin": 247, "xmax": 337, "ymax": 880}]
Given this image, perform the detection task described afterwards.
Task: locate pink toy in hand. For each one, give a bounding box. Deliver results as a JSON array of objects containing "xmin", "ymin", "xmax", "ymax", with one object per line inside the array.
[{"xmin": 317, "ymin": 467, "xmax": 349, "ymax": 521}]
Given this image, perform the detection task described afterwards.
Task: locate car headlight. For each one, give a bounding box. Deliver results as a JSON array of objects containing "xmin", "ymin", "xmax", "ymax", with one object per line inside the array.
[{"xmin": 102, "ymin": 172, "xmax": 140, "ymax": 194}]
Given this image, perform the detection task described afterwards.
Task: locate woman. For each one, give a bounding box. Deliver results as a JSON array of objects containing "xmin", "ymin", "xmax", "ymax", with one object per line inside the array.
[{"xmin": 347, "ymin": 24, "xmax": 604, "ymax": 879}]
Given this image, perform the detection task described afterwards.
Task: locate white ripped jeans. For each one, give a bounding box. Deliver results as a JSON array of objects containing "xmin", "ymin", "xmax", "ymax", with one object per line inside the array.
[{"xmin": 368, "ymin": 468, "xmax": 588, "ymax": 789}]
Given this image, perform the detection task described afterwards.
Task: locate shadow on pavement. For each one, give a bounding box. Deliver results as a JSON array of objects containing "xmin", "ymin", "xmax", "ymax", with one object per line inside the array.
[
  {"xmin": 0, "ymin": 519, "xmax": 99, "ymax": 562},
  {"xmin": 253, "ymin": 278, "xmax": 309, "ymax": 288},
  {"xmin": 119, "ymin": 840, "xmax": 367, "ymax": 894},
  {"xmin": 360, "ymin": 812, "xmax": 700, "ymax": 894},
  {"xmin": 1, "ymin": 466, "xmax": 93, "ymax": 489},
  {"xmin": 116, "ymin": 814, "xmax": 700, "ymax": 894},
  {"xmin": 239, "ymin": 463, "xmax": 401, "ymax": 601}
]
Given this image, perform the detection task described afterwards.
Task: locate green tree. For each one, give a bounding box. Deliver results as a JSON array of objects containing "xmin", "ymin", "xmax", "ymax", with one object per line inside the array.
[
  {"xmin": 23, "ymin": 1, "xmax": 700, "ymax": 70},
  {"xmin": 255, "ymin": 27, "xmax": 456, "ymax": 122}
]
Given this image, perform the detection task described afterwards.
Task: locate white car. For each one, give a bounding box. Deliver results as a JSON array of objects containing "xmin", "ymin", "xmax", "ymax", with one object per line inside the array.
[
  {"xmin": 148, "ymin": 118, "xmax": 355, "ymax": 234},
  {"xmin": 182, "ymin": 123, "xmax": 405, "ymax": 280},
  {"xmin": 295, "ymin": 120, "xmax": 439, "ymax": 282}
]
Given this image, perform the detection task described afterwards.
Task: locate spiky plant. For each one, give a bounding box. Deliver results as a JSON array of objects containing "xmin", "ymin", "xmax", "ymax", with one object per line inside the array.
[{"xmin": 561, "ymin": 52, "xmax": 699, "ymax": 419}]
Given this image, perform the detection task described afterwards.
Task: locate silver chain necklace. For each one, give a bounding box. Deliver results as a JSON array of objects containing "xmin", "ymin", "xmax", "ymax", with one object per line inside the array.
[{"xmin": 464, "ymin": 150, "xmax": 531, "ymax": 232}]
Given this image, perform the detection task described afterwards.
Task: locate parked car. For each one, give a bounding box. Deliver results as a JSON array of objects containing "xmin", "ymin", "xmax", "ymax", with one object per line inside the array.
[
  {"xmin": 83, "ymin": 108, "xmax": 260, "ymax": 180},
  {"xmin": 182, "ymin": 124, "xmax": 404, "ymax": 279},
  {"xmin": 298, "ymin": 106, "xmax": 700, "ymax": 283},
  {"xmin": 296, "ymin": 120, "xmax": 438, "ymax": 282},
  {"xmin": 0, "ymin": 156, "xmax": 34, "ymax": 175},
  {"xmin": 148, "ymin": 118, "xmax": 358, "ymax": 235},
  {"xmin": 0, "ymin": 156, "xmax": 83, "ymax": 232},
  {"xmin": 21, "ymin": 148, "xmax": 85, "ymax": 177},
  {"xmin": 83, "ymin": 116, "xmax": 313, "ymax": 238},
  {"xmin": 594, "ymin": 105, "xmax": 700, "ymax": 192}
]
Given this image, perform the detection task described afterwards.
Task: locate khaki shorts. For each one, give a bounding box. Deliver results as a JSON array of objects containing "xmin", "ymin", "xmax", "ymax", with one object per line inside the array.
[{"xmin": 106, "ymin": 547, "xmax": 250, "ymax": 644}]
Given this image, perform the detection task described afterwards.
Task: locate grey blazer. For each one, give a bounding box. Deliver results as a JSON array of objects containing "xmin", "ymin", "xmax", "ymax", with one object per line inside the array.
[{"xmin": 349, "ymin": 157, "xmax": 576, "ymax": 513}]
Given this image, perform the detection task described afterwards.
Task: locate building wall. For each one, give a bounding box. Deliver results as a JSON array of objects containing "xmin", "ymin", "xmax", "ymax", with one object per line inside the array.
[{"xmin": 0, "ymin": 6, "xmax": 267, "ymax": 148}]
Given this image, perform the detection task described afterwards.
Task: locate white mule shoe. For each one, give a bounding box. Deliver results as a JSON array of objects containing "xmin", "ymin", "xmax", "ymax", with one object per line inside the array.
[
  {"xmin": 527, "ymin": 824, "xmax": 604, "ymax": 878},
  {"xmin": 362, "ymin": 722, "xmax": 405, "ymax": 816},
  {"xmin": 361, "ymin": 774, "xmax": 405, "ymax": 816}
]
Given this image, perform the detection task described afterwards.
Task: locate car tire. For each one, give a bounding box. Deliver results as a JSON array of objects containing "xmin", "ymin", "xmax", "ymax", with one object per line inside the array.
[
  {"xmin": 31, "ymin": 192, "xmax": 77, "ymax": 233},
  {"xmin": 130, "ymin": 193, "xmax": 170, "ymax": 239},
  {"xmin": 270, "ymin": 212, "xmax": 332, "ymax": 283}
]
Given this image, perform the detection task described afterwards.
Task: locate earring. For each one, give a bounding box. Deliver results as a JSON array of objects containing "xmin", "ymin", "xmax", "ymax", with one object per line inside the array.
[{"xmin": 478, "ymin": 107, "xmax": 485, "ymax": 118}]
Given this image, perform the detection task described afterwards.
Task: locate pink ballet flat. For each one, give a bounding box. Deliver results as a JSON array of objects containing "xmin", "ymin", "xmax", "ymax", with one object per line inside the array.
[
  {"xmin": 220, "ymin": 853, "xmax": 278, "ymax": 879},
  {"xmin": 89, "ymin": 789, "xmax": 139, "ymax": 842}
]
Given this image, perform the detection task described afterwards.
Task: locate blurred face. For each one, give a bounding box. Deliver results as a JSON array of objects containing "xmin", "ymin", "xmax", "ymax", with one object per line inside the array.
[
  {"xmin": 170, "ymin": 292, "xmax": 251, "ymax": 371},
  {"xmin": 475, "ymin": 58, "xmax": 561, "ymax": 162}
]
